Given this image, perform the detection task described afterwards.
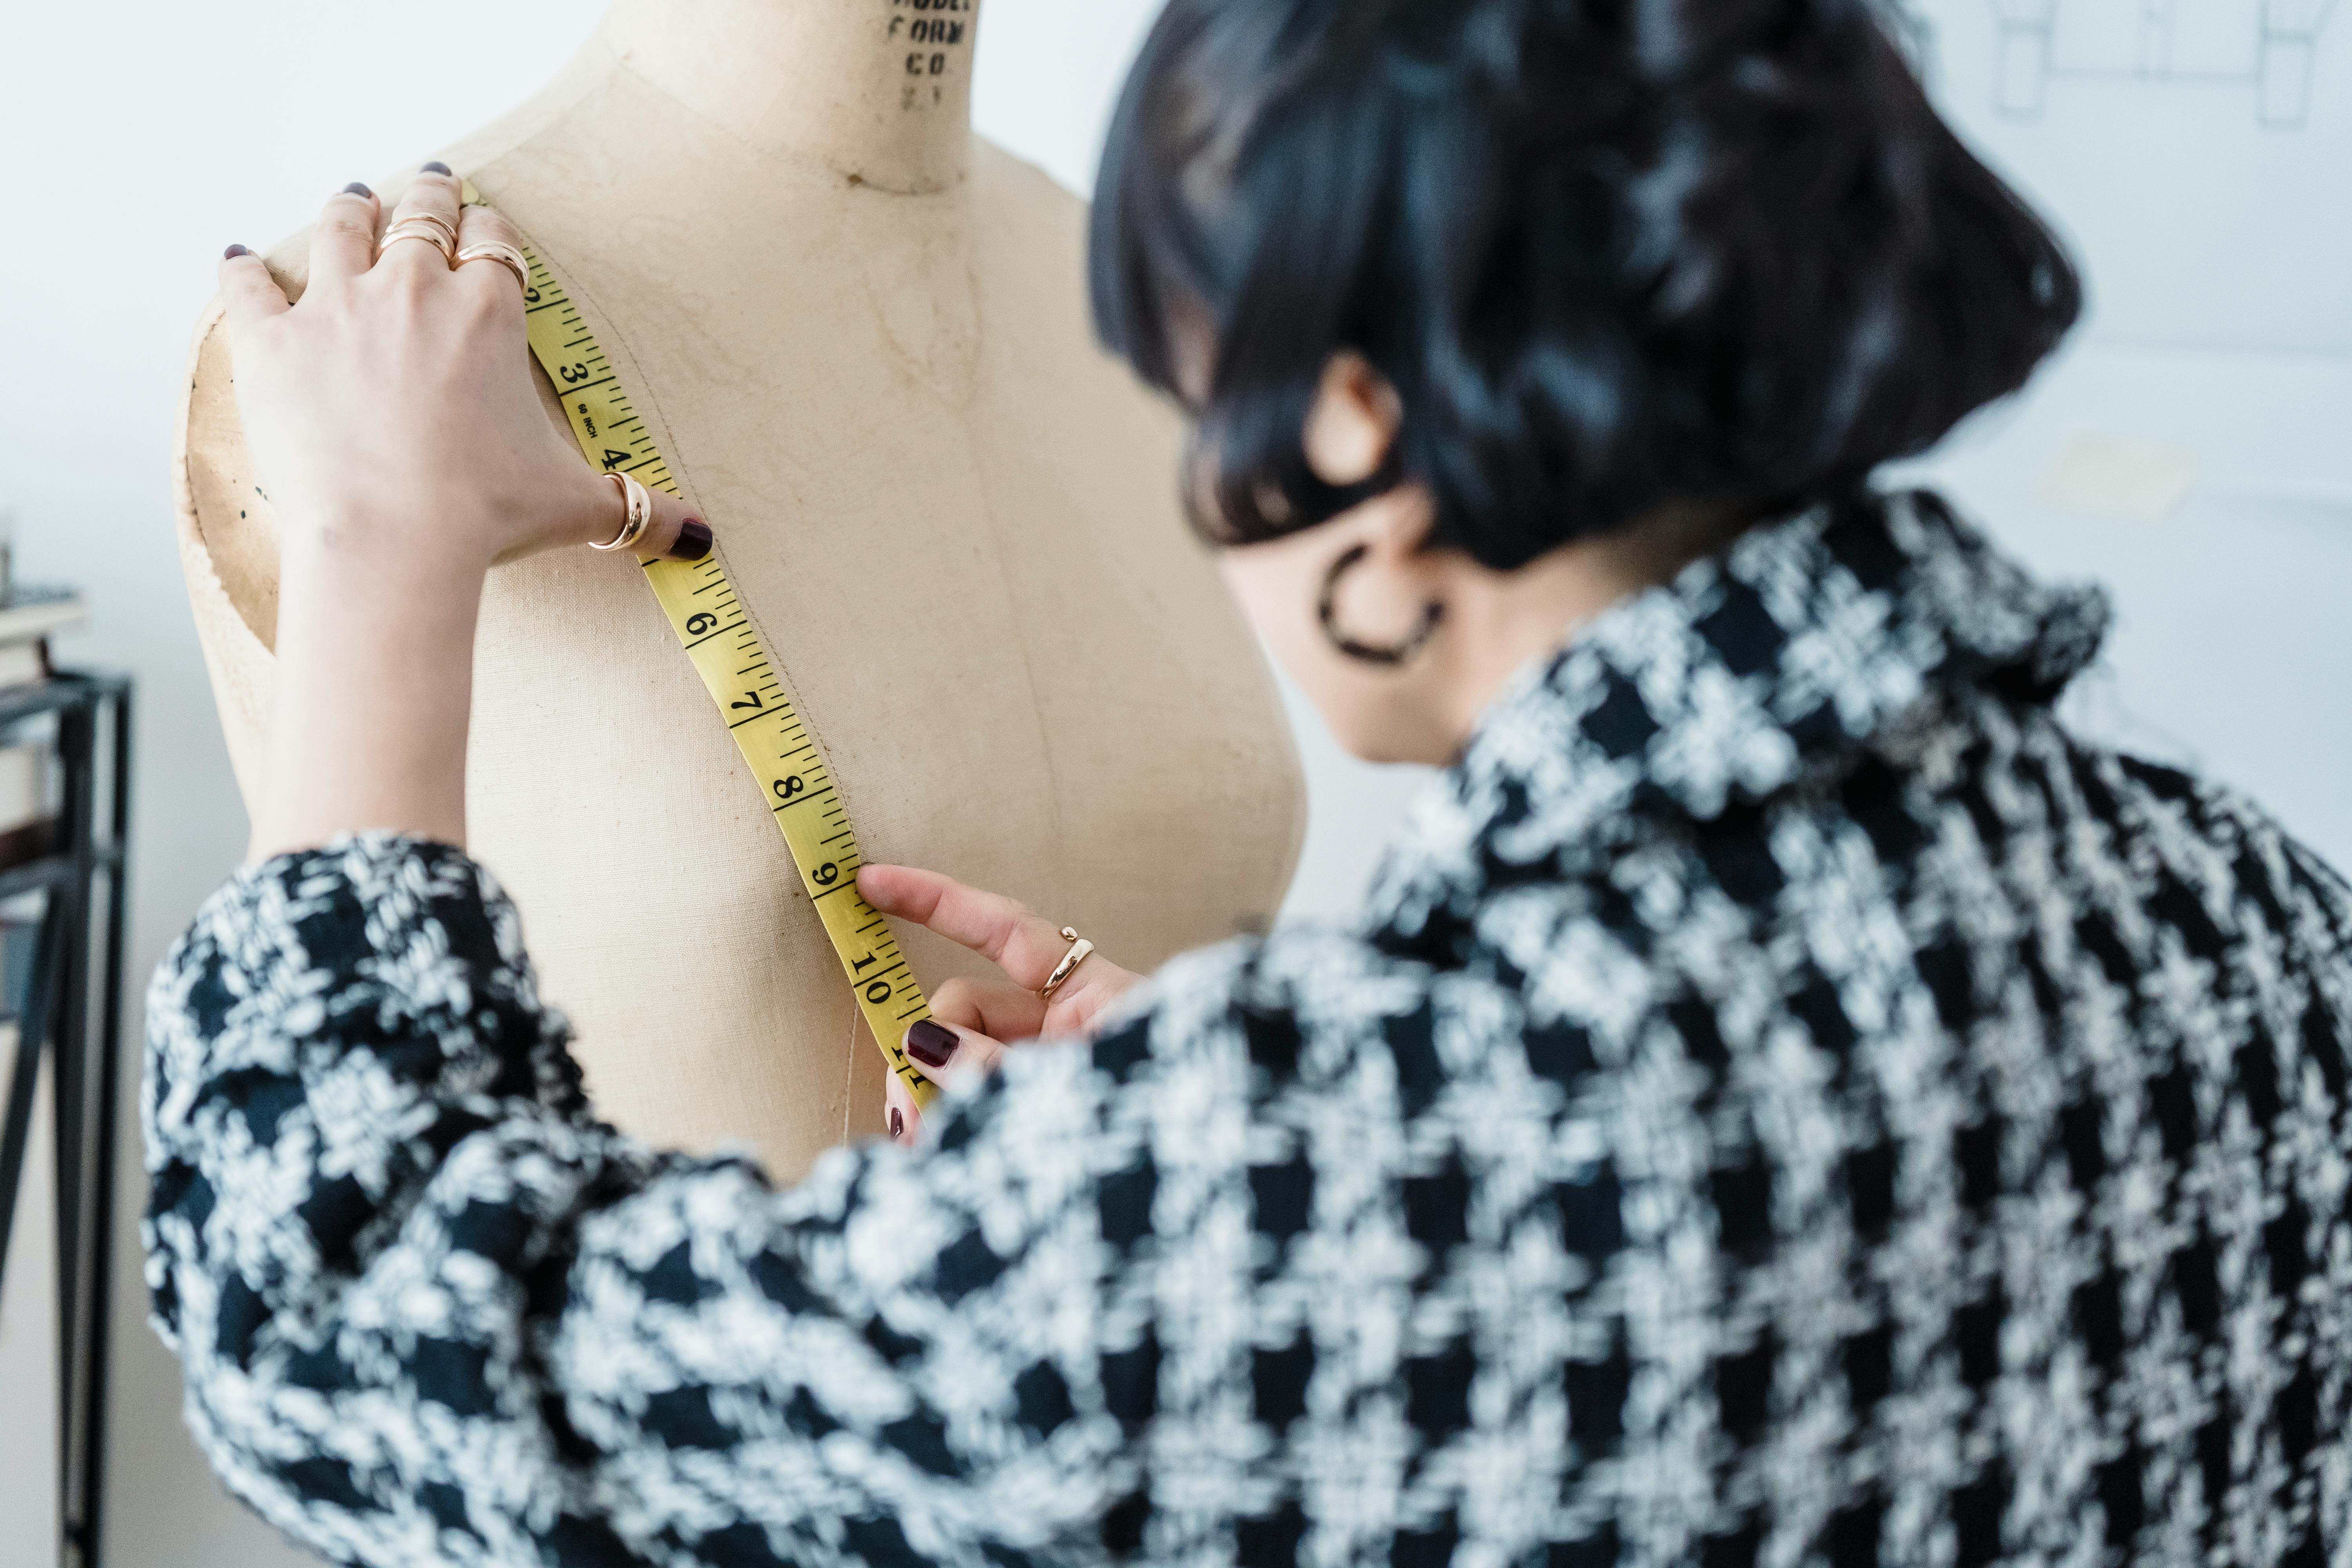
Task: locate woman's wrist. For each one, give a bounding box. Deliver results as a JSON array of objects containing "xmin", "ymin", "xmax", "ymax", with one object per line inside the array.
[
  {"xmin": 279, "ymin": 495, "xmax": 501, "ymax": 588},
  {"xmin": 250, "ymin": 507, "xmax": 490, "ymax": 862}
]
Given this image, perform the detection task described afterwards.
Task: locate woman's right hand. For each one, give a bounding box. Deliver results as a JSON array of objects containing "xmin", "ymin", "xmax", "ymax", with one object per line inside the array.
[{"xmin": 859, "ymin": 864, "xmax": 1147, "ymax": 1145}]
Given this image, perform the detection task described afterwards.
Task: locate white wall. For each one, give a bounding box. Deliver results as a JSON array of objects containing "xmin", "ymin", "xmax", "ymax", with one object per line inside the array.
[{"xmin": 0, "ymin": 3, "xmax": 2341, "ymax": 1567}]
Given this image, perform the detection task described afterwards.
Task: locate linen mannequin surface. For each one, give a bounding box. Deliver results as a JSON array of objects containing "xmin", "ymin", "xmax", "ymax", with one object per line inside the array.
[{"xmin": 172, "ymin": 0, "xmax": 1306, "ymax": 1180}]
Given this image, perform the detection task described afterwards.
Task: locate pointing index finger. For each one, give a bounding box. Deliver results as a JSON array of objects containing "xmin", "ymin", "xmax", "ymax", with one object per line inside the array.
[{"xmin": 858, "ymin": 864, "xmax": 1078, "ymax": 993}]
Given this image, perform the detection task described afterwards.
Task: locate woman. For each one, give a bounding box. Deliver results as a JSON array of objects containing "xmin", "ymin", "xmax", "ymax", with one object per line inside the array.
[{"xmin": 147, "ymin": 1, "xmax": 2352, "ymax": 1565}]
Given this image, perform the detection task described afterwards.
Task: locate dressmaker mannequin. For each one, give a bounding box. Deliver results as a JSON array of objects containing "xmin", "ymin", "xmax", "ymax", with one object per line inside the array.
[{"xmin": 174, "ymin": 0, "xmax": 1305, "ymax": 1180}]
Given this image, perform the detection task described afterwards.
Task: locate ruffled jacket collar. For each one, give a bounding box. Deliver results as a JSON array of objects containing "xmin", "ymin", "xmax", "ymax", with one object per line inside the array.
[{"xmin": 1365, "ymin": 490, "xmax": 2111, "ymax": 940}]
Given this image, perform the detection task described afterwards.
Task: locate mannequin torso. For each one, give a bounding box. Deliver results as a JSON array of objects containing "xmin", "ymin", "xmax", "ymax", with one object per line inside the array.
[{"xmin": 175, "ymin": 0, "xmax": 1305, "ymax": 1180}]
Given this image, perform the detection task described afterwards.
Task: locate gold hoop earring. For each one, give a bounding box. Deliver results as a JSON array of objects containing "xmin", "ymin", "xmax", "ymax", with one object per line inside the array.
[{"xmin": 1318, "ymin": 543, "xmax": 1444, "ymax": 667}]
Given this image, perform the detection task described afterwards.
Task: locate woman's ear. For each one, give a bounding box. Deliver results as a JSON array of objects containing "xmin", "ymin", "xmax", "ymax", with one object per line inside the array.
[{"xmin": 1303, "ymin": 352, "xmax": 1403, "ymax": 486}]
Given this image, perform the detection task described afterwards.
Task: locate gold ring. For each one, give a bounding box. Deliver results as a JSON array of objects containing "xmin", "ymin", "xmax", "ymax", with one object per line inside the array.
[
  {"xmin": 454, "ymin": 240, "xmax": 530, "ymax": 294},
  {"xmin": 591, "ymin": 471, "xmax": 652, "ymax": 552},
  {"xmin": 395, "ymin": 209, "xmax": 458, "ymax": 245},
  {"xmin": 1038, "ymin": 927, "xmax": 1095, "ymax": 1002},
  {"xmin": 382, "ymin": 216, "xmax": 456, "ymax": 263}
]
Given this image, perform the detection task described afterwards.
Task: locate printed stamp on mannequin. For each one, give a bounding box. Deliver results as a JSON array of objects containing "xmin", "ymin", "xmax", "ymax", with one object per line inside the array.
[{"xmin": 889, "ymin": 0, "xmax": 975, "ymax": 111}]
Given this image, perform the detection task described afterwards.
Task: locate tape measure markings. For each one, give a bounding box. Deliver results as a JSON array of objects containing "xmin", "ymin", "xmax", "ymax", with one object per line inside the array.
[{"xmin": 473, "ymin": 185, "xmax": 940, "ymax": 1108}]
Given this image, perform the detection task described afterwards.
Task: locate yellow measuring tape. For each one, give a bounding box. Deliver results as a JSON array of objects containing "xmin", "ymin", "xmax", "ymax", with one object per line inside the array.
[{"xmin": 465, "ymin": 184, "xmax": 939, "ymax": 1111}]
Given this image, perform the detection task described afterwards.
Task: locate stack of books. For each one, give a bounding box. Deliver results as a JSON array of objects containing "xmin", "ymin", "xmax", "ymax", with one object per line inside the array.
[
  {"xmin": 0, "ymin": 586, "xmax": 83, "ymax": 875},
  {"xmin": 0, "ymin": 587, "xmax": 80, "ymax": 693}
]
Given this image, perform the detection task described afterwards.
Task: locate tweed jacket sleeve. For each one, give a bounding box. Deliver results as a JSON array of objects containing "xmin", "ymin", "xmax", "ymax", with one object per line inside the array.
[{"xmin": 142, "ymin": 833, "xmax": 1506, "ymax": 1568}]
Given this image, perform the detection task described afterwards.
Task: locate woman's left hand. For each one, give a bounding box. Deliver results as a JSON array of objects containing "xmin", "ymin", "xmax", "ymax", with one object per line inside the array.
[
  {"xmin": 858, "ymin": 864, "xmax": 1146, "ymax": 1146},
  {"xmin": 222, "ymin": 168, "xmax": 700, "ymax": 571},
  {"xmin": 229, "ymin": 168, "xmax": 704, "ymax": 862}
]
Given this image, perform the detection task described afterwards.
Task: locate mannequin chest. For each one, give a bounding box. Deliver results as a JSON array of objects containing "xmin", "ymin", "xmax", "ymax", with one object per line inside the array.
[{"xmin": 174, "ymin": 122, "xmax": 1305, "ymax": 1177}]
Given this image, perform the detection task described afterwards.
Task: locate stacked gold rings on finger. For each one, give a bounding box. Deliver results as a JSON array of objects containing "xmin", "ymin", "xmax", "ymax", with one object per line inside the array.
[
  {"xmin": 454, "ymin": 239, "xmax": 530, "ymax": 294},
  {"xmin": 1038, "ymin": 927, "xmax": 1095, "ymax": 1002},
  {"xmin": 382, "ymin": 214, "xmax": 457, "ymax": 263},
  {"xmin": 592, "ymin": 470, "xmax": 653, "ymax": 553}
]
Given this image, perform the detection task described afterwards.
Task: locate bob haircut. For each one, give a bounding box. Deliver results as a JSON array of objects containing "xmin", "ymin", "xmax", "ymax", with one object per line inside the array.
[{"xmin": 1089, "ymin": 0, "xmax": 2083, "ymax": 570}]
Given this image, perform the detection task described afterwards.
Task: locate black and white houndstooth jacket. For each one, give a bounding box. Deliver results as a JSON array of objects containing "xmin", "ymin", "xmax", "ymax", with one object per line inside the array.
[{"xmin": 146, "ymin": 491, "xmax": 2352, "ymax": 1568}]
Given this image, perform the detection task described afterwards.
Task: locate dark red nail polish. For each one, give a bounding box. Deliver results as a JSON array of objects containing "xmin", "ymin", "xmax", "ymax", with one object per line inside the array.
[
  {"xmin": 342, "ymin": 181, "xmax": 373, "ymax": 198},
  {"xmin": 906, "ymin": 1019, "xmax": 958, "ymax": 1070},
  {"xmin": 889, "ymin": 1105, "xmax": 905, "ymax": 1139},
  {"xmin": 421, "ymin": 161, "xmax": 452, "ymax": 176},
  {"xmin": 673, "ymin": 519, "xmax": 712, "ymax": 561},
  {"xmin": 223, "ymin": 244, "xmax": 251, "ymax": 260}
]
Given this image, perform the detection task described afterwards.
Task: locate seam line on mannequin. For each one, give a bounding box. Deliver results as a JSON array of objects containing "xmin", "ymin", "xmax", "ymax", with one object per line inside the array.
[
  {"xmin": 842, "ymin": 1009, "xmax": 858, "ymax": 1143},
  {"xmin": 965, "ymin": 447, "xmax": 1067, "ymax": 886}
]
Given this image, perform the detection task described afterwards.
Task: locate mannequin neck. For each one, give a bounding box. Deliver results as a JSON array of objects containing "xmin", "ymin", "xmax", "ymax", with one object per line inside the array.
[{"xmin": 596, "ymin": 0, "xmax": 979, "ymax": 193}]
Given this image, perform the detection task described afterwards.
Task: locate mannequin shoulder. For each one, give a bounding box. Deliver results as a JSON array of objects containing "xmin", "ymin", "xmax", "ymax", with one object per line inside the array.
[
  {"xmin": 969, "ymin": 138, "xmax": 1089, "ymax": 232},
  {"xmin": 177, "ymin": 284, "xmax": 285, "ymax": 651}
]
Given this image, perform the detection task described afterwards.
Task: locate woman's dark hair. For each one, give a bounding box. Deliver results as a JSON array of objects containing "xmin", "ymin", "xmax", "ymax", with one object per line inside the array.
[{"xmin": 1089, "ymin": 0, "xmax": 2082, "ymax": 570}]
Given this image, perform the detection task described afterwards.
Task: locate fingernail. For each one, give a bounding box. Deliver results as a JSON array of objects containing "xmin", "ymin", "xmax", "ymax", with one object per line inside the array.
[
  {"xmin": 342, "ymin": 181, "xmax": 373, "ymax": 198},
  {"xmin": 223, "ymin": 244, "xmax": 251, "ymax": 259},
  {"xmin": 421, "ymin": 161, "xmax": 452, "ymax": 176},
  {"xmin": 672, "ymin": 519, "xmax": 712, "ymax": 561},
  {"xmin": 905, "ymin": 1019, "xmax": 958, "ymax": 1071},
  {"xmin": 889, "ymin": 1105, "xmax": 905, "ymax": 1139}
]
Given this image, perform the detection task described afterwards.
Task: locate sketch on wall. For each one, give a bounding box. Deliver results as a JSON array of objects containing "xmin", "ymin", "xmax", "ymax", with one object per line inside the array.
[
  {"xmin": 1904, "ymin": 0, "xmax": 2347, "ymax": 353},
  {"xmin": 1986, "ymin": 0, "xmax": 2336, "ymax": 126}
]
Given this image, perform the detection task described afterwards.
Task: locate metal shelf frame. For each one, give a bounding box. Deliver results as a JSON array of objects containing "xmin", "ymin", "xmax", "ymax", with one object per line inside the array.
[{"xmin": 0, "ymin": 671, "xmax": 134, "ymax": 1568}]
